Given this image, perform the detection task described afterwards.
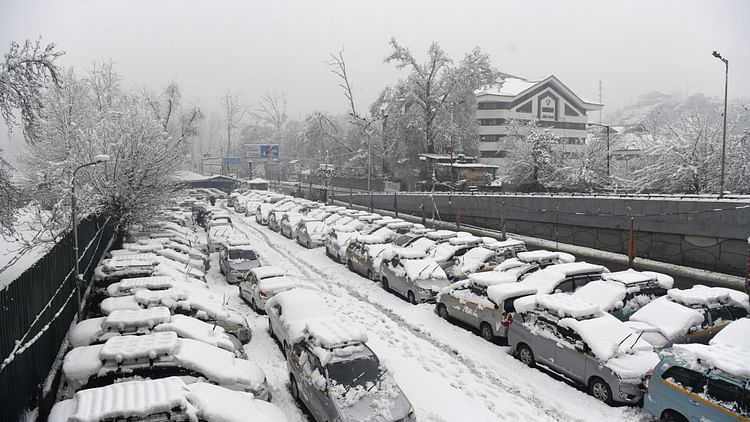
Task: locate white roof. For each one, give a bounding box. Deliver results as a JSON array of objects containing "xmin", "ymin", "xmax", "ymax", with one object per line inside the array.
[
  {"xmin": 709, "ymin": 318, "xmax": 750, "ymax": 349},
  {"xmin": 571, "ymin": 280, "xmax": 627, "ymax": 313},
  {"xmin": 402, "ymin": 258, "xmax": 448, "ymax": 281},
  {"xmin": 152, "ymin": 315, "xmax": 235, "ymax": 353},
  {"xmin": 226, "ymin": 237, "xmax": 252, "ymax": 246},
  {"xmin": 535, "ymin": 294, "xmax": 601, "ymax": 319},
  {"xmin": 520, "ymin": 262, "xmax": 607, "ymax": 294},
  {"xmin": 477, "ymin": 76, "xmax": 539, "ymax": 97},
  {"xmin": 447, "ymin": 235, "xmax": 482, "ymax": 246},
  {"xmin": 603, "ymin": 269, "xmax": 674, "ymax": 289},
  {"xmin": 110, "ymin": 276, "xmax": 177, "ymax": 292},
  {"xmin": 304, "ymin": 317, "xmax": 368, "ymax": 348},
  {"xmin": 516, "ymin": 250, "xmax": 574, "ymax": 264},
  {"xmin": 388, "ymin": 246, "xmax": 427, "ymax": 260},
  {"xmin": 629, "ymin": 297, "xmax": 705, "ymax": 340},
  {"xmin": 100, "ymin": 331, "xmax": 179, "ymax": 362},
  {"xmin": 467, "ymin": 271, "xmax": 517, "ymax": 287},
  {"xmin": 668, "ymin": 285, "xmax": 750, "ymax": 310},
  {"xmin": 425, "ymin": 230, "xmax": 457, "ymax": 240},
  {"xmin": 267, "ymin": 288, "xmax": 332, "ymax": 323},
  {"xmin": 357, "ymin": 228, "xmax": 394, "ymax": 244},
  {"xmin": 674, "ymin": 342, "xmax": 750, "ymax": 380},
  {"xmin": 102, "ymin": 307, "xmax": 172, "ymax": 331},
  {"xmin": 487, "ymin": 283, "xmax": 538, "ymax": 305},
  {"xmin": 558, "ymin": 313, "xmax": 654, "ymax": 362},
  {"xmin": 457, "ymin": 247, "xmax": 496, "ymax": 273},
  {"xmin": 248, "ymin": 266, "xmax": 287, "ymax": 280}
]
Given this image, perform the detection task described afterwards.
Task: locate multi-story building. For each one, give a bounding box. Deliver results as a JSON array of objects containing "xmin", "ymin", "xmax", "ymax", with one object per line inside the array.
[{"xmin": 475, "ymin": 73, "xmax": 602, "ymax": 168}]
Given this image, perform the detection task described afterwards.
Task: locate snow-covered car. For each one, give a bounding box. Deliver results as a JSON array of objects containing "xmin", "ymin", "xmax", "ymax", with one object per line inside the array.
[
  {"xmin": 345, "ymin": 227, "xmax": 397, "ymax": 278},
  {"xmin": 61, "ymin": 332, "xmax": 270, "ymax": 400},
  {"xmin": 49, "ymin": 377, "xmax": 286, "ymax": 422},
  {"xmin": 154, "ymin": 247, "xmax": 206, "ymax": 271},
  {"xmin": 446, "ymin": 246, "xmax": 498, "ymax": 280},
  {"xmin": 93, "ymin": 253, "xmax": 159, "ymax": 284},
  {"xmin": 486, "ymin": 262, "xmax": 609, "ymax": 304},
  {"xmin": 429, "ymin": 235, "xmax": 483, "ymax": 271},
  {"xmin": 98, "ymin": 287, "xmax": 251, "ymax": 343},
  {"xmin": 491, "ymin": 249, "xmax": 576, "ymax": 282},
  {"xmin": 325, "ymin": 224, "xmax": 361, "ymax": 263},
  {"xmin": 380, "ymin": 253, "xmax": 451, "ymax": 304},
  {"xmin": 508, "ymin": 294, "xmax": 659, "ymax": 405},
  {"xmin": 436, "ymin": 272, "xmax": 536, "ymax": 341},
  {"xmin": 265, "ymin": 288, "xmax": 335, "ymax": 355},
  {"xmin": 243, "ymin": 275, "xmax": 317, "ymax": 314},
  {"xmin": 287, "ymin": 318, "xmax": 414, "ymax": 422},
  {"xmin": 219, "ymin": 243, "xmax": 260, "ymax": 284},
  {"xmin": 68, "ymin": 306, "xmax": 246, "ymax": 358},
  {"xmin": 570, "ymin": 269, "xmax": 673, "ymax": 320},
  {"xmin": 240, "ymin": 266, "xmax": 288, "ymax": 308},
  {"xmin": 643, "ymin": 318, "xmax": 750, "ymax": 422},
  {"xmin": 296, "ymin": 220, "xmax": 329, "ymax": 248},
  {"xmin": 279, "ymin": 212, "xmax": 305, "ymax": 238},
  {"xmin": 208, "ymin": 223, "xmax": 234, "ymax": 252}
]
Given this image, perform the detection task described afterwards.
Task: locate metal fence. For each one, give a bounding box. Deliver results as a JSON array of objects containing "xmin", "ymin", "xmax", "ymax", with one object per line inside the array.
[{"xmin": 0, "ymin": 215, "xmax": 116, "ymax": 421}]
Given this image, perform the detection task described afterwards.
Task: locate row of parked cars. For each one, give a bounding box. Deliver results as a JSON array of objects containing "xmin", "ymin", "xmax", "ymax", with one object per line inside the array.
[
  {"xmin": 49, "ymin": 192, "xmax": 288, "ymax": 422},
  {"xmin": 233, "ymin": 188, "xmax": 750, "ymax": 420}
]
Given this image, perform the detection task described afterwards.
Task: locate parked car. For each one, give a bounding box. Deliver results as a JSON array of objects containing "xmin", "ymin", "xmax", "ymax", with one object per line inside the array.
[
  {"xmin": 244, "ymin": 275, "xmax": 317, "ymax": 314},
  {"xmin": 240, "ymin": 266, "xmax": 287, "ymax": 309},
  {"xmin": 266, "ymin": 288, "xmax": 334, "ymax": 355},
  {"xmin": 297, "ymin": 220, "xmax": 329, "ymax": 248},
  {"xmin": 436, "ymin": 272, "xmax": 536, "ymax": 341},
  {"xmin": 49, "ymin": 377, "xmax": 287, "ymax": 422},
  {"xmin": 280, "ymin": 212, "xmax": 305, "ymax": 239},
  {"xmin": 68, "ymin": 306, "xmax": 245, "ymax": 358},
  {"xmin": 508, "ymin": 294, "xmax": 659, "ymax": 405},
  {"xmin": 325, "ymin": 225, "xmax": 360, "ymax": 263},
  {"xmin": 208, "ymin": 223, "xmax": 234, "ymax": 252},
  {"xmin": 219, "ymin": 241, "xmax": 260, "ymax": 284},
  {"xmin": 288, "ymin": 318, "xmax": 414, "ymax": 422},
  {"xmin": 491, "ymin": 249, "xmax": 576, "ymax": 281},
  {"xmin": 61, "ymin": 332, "xmax": 270, "ymax": 400},
  {"xmin": 345, "ymin": 227, "xmax": 397, "ymax": 278},
  {"xmin": 380, "ymin": 252, "xmax": 451, "ymax": 304},
  {"xmin": 643, "ymin": 318, "xmax": 750, "ymax": 421}
]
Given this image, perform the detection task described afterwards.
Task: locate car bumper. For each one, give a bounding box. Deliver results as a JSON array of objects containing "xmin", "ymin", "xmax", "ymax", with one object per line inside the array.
[
  {"xmin": 615, "ymin": 382, "xmax": 644, "ymax": 404},
  {"xmin": 415, "ymin": 289, "xmax": 438, "ymax": 303}
]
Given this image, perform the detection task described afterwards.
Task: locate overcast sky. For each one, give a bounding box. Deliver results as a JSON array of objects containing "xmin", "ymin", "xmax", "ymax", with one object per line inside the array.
[{"xmin": 1, "ymin": 0, "xmax": 749, "ymax": 122}]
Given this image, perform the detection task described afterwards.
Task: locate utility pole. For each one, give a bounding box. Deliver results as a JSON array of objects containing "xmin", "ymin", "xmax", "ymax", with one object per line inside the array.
[
  {"xmin": 598, "ymin": 80, "xmax": 602, "ymax": 124},
  {"xmin": 712, "ymin": 51, "xmax": 729, "ymax": 198}
]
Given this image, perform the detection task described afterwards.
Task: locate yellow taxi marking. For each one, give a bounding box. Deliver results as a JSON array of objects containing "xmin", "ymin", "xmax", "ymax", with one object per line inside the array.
[{"xmin": 660, "ymin": 379, "xmax": 747, "ymax": 421}]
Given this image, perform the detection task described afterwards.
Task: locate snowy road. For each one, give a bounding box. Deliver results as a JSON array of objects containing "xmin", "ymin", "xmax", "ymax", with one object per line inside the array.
[{"xmin": 209, "ymin": 206, "xmax": 653, "ymax": 422}]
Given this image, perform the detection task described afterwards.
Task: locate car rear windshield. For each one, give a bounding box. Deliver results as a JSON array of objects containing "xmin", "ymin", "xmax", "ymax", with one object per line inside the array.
[
  {"xmin": 327, "ymin": 354, "xmax": 381, "ymax": 389},
  {"xmin": 228, "ymin": 249, "xmax": 257, "ymax": 260}
]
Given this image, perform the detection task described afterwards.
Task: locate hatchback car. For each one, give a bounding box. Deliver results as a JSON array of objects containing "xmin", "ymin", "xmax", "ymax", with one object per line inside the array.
[
  {"xmin": 508, "ymin": 294, "xmax": 659, "ymax": 405},
  {"xmin": 266, "ymin": 288, "xmax": 334, "ymax": 355},
  {"xmin": 219, "ymin": 243, "xmax": 260, "ymax": 284},
  {"xmin": 288, "ymin": 317, "xmax": 415, "ymax": 422},
  {"xmin": 297, "ymin": 220, "xmax": 329, "ymax": 248},
  {"xmin": 380, "ymin": 254, "xmax": 450, "ymax": 304}
]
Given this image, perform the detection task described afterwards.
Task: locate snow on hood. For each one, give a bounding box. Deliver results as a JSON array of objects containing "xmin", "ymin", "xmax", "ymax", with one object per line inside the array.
[
  {"xmin": 402, "ymin": 258, "xmax": 448, "ymax": 281},
  {"xmin": 629, "ymin": 296, "xmax": 705, "ymax": 340},
  {"xmin": 457, "ymin": 247, "xmax": 496, "ymax": 274},
  {"xmin": 709, "ymin": 318, "xmax": 750, "ymax": 349},
  {"xmin": 558, "ymin": 313, "xmax": 654, "ymax": 362},
  {"xmin": 332, "ymin": 230, "xmax": 359, "ymax": 248},
  {"xmin": 357, "ymin": 227, "xmax": 395, "ymax": 244},
  {"xmin": 604, "ymin": 350, "xmax": 660, "ymax": 381},
  {"xmin": 331, "ymin": 371, "xmax": 411, "ymax": 422},
  {"xmin": 571, "ymin": 280, "xmax": 627, "ymax": 313}
]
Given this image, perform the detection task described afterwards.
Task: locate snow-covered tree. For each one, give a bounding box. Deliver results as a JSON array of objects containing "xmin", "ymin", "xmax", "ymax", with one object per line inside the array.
[
  {"xmin": 502, "ymin": 121, "xmax": 559, "ymax": 190},
  {"xmin": 549, "ymin": 138, "xmax": 609, "ymax": 192},
  {"xmin": 221, "ymin": 91, "xmax": 246, "ymax": 155}
]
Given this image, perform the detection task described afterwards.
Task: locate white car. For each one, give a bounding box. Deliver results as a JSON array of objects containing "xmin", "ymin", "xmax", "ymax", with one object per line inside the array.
[
  {"xmin": 245, "ymin": 276, "xmax": 318, "ymax": 314},
  {"xmin": 265, "ymin": 288, "xmax": 334, "ymax": 355}
]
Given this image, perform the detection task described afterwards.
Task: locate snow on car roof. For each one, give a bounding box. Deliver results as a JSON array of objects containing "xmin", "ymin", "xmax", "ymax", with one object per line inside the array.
[
  {"xmin": 558, "ymin": 313, "xmax": 653, "ymax": 361},
  {"xmin": 467, "ymin": 271, "xmax": 517, "ymax": 287},
  {"xmin": 249, "ymin": 266, "xmax": 287, "ymax": 279},
  {"xmin": 305, "ymin": 221, "xmax": 328, "ymax": 232},
  {"xmin": 709, "ymin": 318, "xmax": 750, "ymax": 349},
  {"xmin": 517, "ymin": 250, "xmax": 572, "ymax": 263},
  {"xmin": 259, "ymin": 276, "xmax": 317, "ymax": 292},
  {"xmin": 447, "ymin": 235, "xmax": 482, "ymax": 246},
  {"xmin": 226, "ymin": 237, "xmax": 252, "ymax": 246},
  {"xmin": 602, "ymin": 269, "xmax": 673, "ymax": 289},
  {"xmin": 153, "ymin": 314, "xmax": 234, "ymax": 352},
  {"xmin": 134, "ymin": 288, "xmax": 190, "ymax": 307},
  {"xmin": 520, "ymin": 262, "xmax": 607, "ymax": 294},
  {"xmin": 570, "ymin": 280, "xmax": 627, "ymax": 313},
  {"xmin": 402, "ymin": 258, "xmax": 447, "ymax": 281},
  {"xmin": 409, "ymin": 237, "xmax": 437, "ymax": 252},
  {"xmin": 386, "ymin": 221, "xmax": 413, "ymax": 229},
  {"xmin": 389, "ymin": 246, "xmax": 427, "ymax": 259},
  {"xmin": 100, "ymin": 331, "xmax": 179, "ymax": 362},
  {"xmin": 185, "ymin": 382, "xmax": 287, "ymax": 422},
  {"xmin": 304, "ymin": 316, "xmax": 368, "ymax": 349},
  {"xmin": 425, "ymin": 230, "xmax": 457, "ymax": 240},
  {"xmin": 101, "ymin": 295, "xmax": 142, "ymax": 315},
  {"xmin": 458, "ymin": 247, "xmax": 496, "ymax": 273},
  {"xmin": 535, "ymin": 294, "xmax": 601, "ymax": 319},
  {"xmin": 668, "ymin": 285, "xmax": 750, "ymax": 310},
  {"xmin": 103, "ymin": 254, "xmax": 158, "ymax": 270},
  {"xmin": 102, "ymin": 307, "xmax": 172, "ymax": 331},
  {"xmin": 357, "ymin": 227, "xmax": 394, "ymax": 244},
  {"xmin": 629, "ymin": 296, "xmax": 705, "ymax": 340},
  {"xmin": 673, "ymin": 342, "xmax": 750, "ymax": 380},
  {"xmin": 113, "ymin": 276, "xmax": 177, "ymax": 290},
  {"xmin": 268, "ymin": 288, "xmax": 332, "ymax": 323},
  {"xmin": 487, "ymin": 283, "xmax": 538, "ymax": 305},
  {"xmin": 49, "ymin": 377, "xmax": 188, "ymax": 422}
]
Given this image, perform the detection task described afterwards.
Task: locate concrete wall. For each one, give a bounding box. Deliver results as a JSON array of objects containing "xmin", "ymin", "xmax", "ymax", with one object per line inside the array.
[{"xmin": 344, "ymin": 192, "xmax": 750, "ymax": 276}]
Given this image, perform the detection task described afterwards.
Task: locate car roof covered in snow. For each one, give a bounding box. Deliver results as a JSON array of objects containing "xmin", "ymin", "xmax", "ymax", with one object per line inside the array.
[
  {"xmin": 516, "ymin": 250, "xmax": 575, "ymax": 264},
  {"xmin": 602, "ymin": 269, "xmax": 673, "ymax": 289},
  {"xmin": 402, "ymin": 258, "xmax": 448, "ymax": 281},
  {"xmin": 709, "ymin": 317, "xmax": 750, "ymax": 349},
  {"xmin": 667, "ymin": 285, "xmax": 750, "ymax": 310},
  {"xmin": 266, "ymin": 288, "xmax": 332, "ymax": 322},
  {"xmin": 487, "ymin": 282, "xmax": 538, "ymax": 305},
  {"xmin": 516, "ymin": 293, "xmax": 601, "ymax": 319},
  {"xmin": 303, "ymin": 316, "xmax": 368, "ymax": 349},
  {"xmin": 518, "ymin": 262, "xmax": 607, "ymax": 294},
  {"xmin": 629, "ymin": 296, "xmax": 705, "ymax": 340},
  {"xmin": 424, "ymin": 230, "xmax": 457, "ymax": 240},
  {"xmin": 570, "ymin": 280, "xmax": 628, "ymax": 313},
  {"xmin": 467, "ymin": 271, "xmax": 517, "ymax": 287},
  {"xmin": 101, "ymin": 307, "xmax": 172, "ymax": 331},
  {"xmin": 558, "ymin": 313, "xmax": 655, "ymax": 362},
  {"xmin": 248, "ymin": 266, "xmax": 287, "ymax": 279},
  {"xmin": 447, "ymin": 235, "xmax": 482, "ymax": 246},
  {"xmin": 673, "ymin": 342, "xmax": 750, "ymax": 380}
]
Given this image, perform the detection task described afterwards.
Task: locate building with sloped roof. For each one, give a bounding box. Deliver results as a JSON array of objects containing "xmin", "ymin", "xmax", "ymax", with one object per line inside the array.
[{"xmin": 475, "ymin": 74, "xmax": 603, "ymax": 168}]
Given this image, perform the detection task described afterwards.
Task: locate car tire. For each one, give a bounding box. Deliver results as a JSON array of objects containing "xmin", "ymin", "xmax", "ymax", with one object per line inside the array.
[
  {"xmin": 381, "ymin": 278, "xmax": 390, "ymax": 292},
  {"xmin": 307, "ymin": 240, "xmax": 311, "ymax": 248},
  {"xmin": 366, "ymin": 269, "xmax": 373, "ymax": 280},
  {"xmin": 589, "ymin": 377, "xmax": 613, "ymax": 405},
  {"xmin": 660, "ymin": 411, "xmax": 688, "ymax": 422},
  {"xmin": 480, "ymin": 322, "xmax": 494, "ymax": 342},
  {"xmin": 251, "ymin": 299, "xmax": 258, "ymax": 313},
  {"xmin": 517, "ymin": 343, "xmax": 535, "ymax": 368},
  {"xmin": 347, "ymin": 260, "xmax": 354, "ymax": 271},
  {"xmin": 437, "ymin": 304, "xmax": 450, "ymax": 320},
  {"xmin": 290, "ymin": 376, "xmax": 301, "ymax": 402},
  {"xmin": 407, "ymin": 291, "xmax": 416, "ymax": 305}
]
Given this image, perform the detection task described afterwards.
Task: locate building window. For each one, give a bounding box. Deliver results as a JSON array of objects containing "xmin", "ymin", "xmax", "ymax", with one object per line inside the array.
[
  {"xmin": 478, "ymin": 102, "xmax": 507, "ymax": 110},
  {"xmin": 564, "ymin": 104, "xmax": 580, "ymax": 117},
  {"xmin": 516, "ymin": 101, "xmax": 532, "ymax": 113},
  {"xmin": 478, "ymin": 118, "xmax": 507, "ymax": 126},
  {"xmin": 480, "ymin": 150, "xmax": 508, "ymax": 158},
  {"xmin": 480, "ymin": 135, "xmax": 506, "ymax": 142}
]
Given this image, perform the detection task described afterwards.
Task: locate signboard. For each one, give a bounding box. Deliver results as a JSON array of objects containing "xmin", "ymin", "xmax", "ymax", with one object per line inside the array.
[
  {"xmin": 223, "ymin": 157, "xmax": 242, "ymax": 166},
  {"xmin": 260, "ymin": 144, "xmax": 280, "ymax": 158},
  {"xmin": 540, "ymin": 96, "xmax": 556, "ymax": 121}
]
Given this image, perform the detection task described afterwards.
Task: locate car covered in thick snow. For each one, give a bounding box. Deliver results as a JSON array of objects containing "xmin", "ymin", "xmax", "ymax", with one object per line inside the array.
[
  {"xmin": 380, "ymin": 251, "xmax": 451, "ymax": 304},
  {"xmin": 280, "ymin": 211, "xmax": 305, "ymax": 239},
  {"xmin": 219, "ymin": 240, "xmax": 260, "ymax": 284},
  {"xmin": 345, "ymin": 227, "xmax": 397, "ymax": 278},
  {"xmin": 287, "ymin": 318, "xmax": 414, "ymax": 422},
  {"xmin": 266, "ymin": 288, "xmax": 335, "ymax": 355},
  {"xmin": 49, "ymin": 377, "xmax": 287, "ymax": 422},
  {"xmin": 297, "ymin": 220, "xmax": 329, "ymax": 248},
  {"xmin": 61, "ymin": 332, "xmax": 270, "ymax": 401},
  {"xmin": 243, "ymin": 275, "xmax": 318, "ymax": 314},
  {"xmin": 508, "ymin": 294, "xmax": 659, "ymax": 405},
  {"xmin": 68, "ymin": 306, "xmax": 246, "ymax": 358}
]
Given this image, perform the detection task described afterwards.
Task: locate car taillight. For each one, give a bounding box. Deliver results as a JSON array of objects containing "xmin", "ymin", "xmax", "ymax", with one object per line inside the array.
[
  {"xmin": 642, "ymin": 374, "xmax": 652, "ymax": 393},
  {"xmin": 259, "ymin": 290, "xmax": 267, "ymax": 298},
  {"xmin": 501, "ymin": 311, "xmax": 512, "ymax": 327}
]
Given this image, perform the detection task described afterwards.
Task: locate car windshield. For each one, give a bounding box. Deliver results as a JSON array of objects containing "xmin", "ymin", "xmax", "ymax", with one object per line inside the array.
[
  {"xmin": 228, "ymin": 249, "xmax": 257, "ymax": 260},
  {"xmin": 327, "ymin": 354, "xmax": 381, "ymax": 390}
]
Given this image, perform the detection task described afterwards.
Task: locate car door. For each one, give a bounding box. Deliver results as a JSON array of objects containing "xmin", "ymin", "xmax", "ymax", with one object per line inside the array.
[
  {"xmin": 446, "ymin": 287, "xmax": 472, "ymax": 324},
  {"xmin": 696, "ymin": 376, "xmax": 745, "ymax": 421},
  {"xmin": 268, "ymin": 302, "xmax": 284, "ymax": 341},
  {"xmin": 298, "ymin": 345, "xmax": 330, "ymax": 421},
  {"xmin": 460, "ymin": 285, "xmax": 485, "ymax": 329},
  {"xmin": 530, "ymin": 317, "xmax": 561, "ymax": 369},
  {"xmin": 554, "ymin": 326, "xmax": 588, "ymax": 383}
]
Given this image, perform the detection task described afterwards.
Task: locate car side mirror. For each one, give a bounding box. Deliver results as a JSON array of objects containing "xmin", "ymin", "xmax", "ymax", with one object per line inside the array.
[{"xmin": 574, "ymin": 341, "xmax": 586, "ymax": 353}]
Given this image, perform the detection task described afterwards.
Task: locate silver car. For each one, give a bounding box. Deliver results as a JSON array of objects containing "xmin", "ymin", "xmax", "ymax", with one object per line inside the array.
[
  {"xmin": 288, "ymin": 318, "xmax": 415, "ymax": 422},
  {"xmin": 380, "ymin": 255, "xmax": 450, "ymax": 304},
  {"xmin": 507, "ymin": 294, "xmax": 659, "ymax": 405},
  {"xmin": 297, "ymin": 221, "xmax": 328, "ymax": 248},
  {"xmin": 219, "ymin": 243, "xmax": 260, "ymax": 284}
]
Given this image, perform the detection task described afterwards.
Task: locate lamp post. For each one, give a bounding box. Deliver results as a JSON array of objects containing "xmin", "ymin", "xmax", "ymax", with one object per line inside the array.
[
  {"xmin": 712, "ymin": 50, "xmax": 729, "ymax": 198},
  {"xmin": 588, "ymin": 122, "xmax": 611, "ymax": 176},
  {"xmin": 71, "ymin": 154, "xmax": 110, "ymax": 320}
]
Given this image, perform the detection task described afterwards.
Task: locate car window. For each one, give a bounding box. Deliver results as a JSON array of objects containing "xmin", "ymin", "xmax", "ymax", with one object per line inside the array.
[
  {"xmin": 742, "ymin": 385, "xmax": 750, "ymax": 416},
  {"xmin": 662, "ymin": 366, "xmax": 707, "ymax": 393},
  {"xmin": 228, "ymin": 249, "xmax": 257, "ymax": 260},
  {"xmin": 556, "ymin": 279, "xmax": 575, "ymax": 293},
  {"xmin": 469, "ymin": 285, "xmax": 486, "ymax": 296},
  {"xmin": 706, "ymin": 377, "xmax": 743, "ymax": 413},
  {"xmin": 534, "ymin": 317, "xmax": 559, "ymax": 338},
  {"xmin": 503, "ymin": 297, "xmax": 518, "ymax": 313}
]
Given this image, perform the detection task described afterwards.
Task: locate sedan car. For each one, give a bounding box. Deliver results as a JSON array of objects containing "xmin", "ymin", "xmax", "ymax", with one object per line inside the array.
[
  {"xmin": 296, "ymin": 221, "xmax": 329, "ymax": 248},
  {"xmin": 380, "ymin": 255, "xmax": 451, "ymax": 304},
  {"xmin": 219, "ymin": 243, "xmax": 260, "ymax": 284}
]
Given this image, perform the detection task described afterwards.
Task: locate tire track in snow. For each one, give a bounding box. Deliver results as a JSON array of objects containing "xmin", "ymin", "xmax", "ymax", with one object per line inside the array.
[{"xmin": 231, "ymin": 214, "xmax": 586, "ymax": 422}]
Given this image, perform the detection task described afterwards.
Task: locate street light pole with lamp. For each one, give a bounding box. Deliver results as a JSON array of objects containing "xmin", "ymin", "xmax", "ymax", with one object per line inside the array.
[
  {"xmin": 712, "ymin": 50, "xmax": 728, "ymax": 198},
  {"xmin": 587, "ymin": 122, "xmax": 611, "ymax": 177},
  {"xmin": 71, "ymin": 154, "xmax": 110, "ymax": 320}
]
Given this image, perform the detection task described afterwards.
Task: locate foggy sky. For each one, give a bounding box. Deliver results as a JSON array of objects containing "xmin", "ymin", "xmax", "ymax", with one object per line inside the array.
[{"xmin": 1, "ymin": 0, "xmax": 749, "ymax": 122}]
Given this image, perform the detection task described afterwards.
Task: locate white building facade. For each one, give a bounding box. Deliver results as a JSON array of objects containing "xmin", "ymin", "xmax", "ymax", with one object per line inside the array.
[{"xmin": 475, "ymin": 74, "xmax": 602, "ymax": 168}]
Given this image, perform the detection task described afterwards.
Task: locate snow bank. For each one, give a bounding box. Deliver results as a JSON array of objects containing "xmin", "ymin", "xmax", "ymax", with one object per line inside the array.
[
  {"xmin": 628, "ymin": 297, "xmax": 704, "ymax": 340},
  {"xmin": 709, "ymin": 318, "xmax": 750, "ymax": 349},
  {"xmin": 558, "ymin": 313, "xmax": 653, "ymax": 361},
  {"xmin": 571, "ymin": 280, "xmax": 626, "ymax": 313}
]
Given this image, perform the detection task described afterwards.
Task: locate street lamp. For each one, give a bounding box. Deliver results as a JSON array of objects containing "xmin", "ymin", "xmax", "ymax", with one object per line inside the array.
[
  {"xmin": 712, "ymin": 50, "xmax": 729, "ymax": 198},
  {"xmin": 588, "ymin": 122, "xmax": 611, "ymax": 176},
  {"xmin": 71, "ymin": 154, "xmax": 110, "ymax": 320}
]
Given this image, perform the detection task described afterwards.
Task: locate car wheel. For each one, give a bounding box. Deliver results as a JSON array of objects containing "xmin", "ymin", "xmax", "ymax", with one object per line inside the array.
[
  {"xmin": 251, "ymin": 299, "xmax": 258, "ymax": 313},
  {"xmin": 290, "ymin": 376, "xmax": 300, "ymax": 401},
  {"xmin": 660, "ymin": 411, "xmax": 688, "ymax": 422},
  {"xmin": 366, "ymin": 269, "xmax": 373, "ymax": 280},
  {"xmin": 306, "ymin": 240, "xmax": 311, "ymax": 248},
  {"xmin": 381, "ymin": 278, "xmax": 390, "ymax": 292},
  {"xmin": 589, "ymin": 377, "xmax": 613, "ymax": 405},
  {"xmin": 437, "ymin": 304, "xmax": 450, "ymax": 320},
  {"xmin": 517, "ymin": 343, "xmax": 535, "ymax": 368},
  {"xmin": 347, "ymin": 260, "xmax": 354, "ymax": 271},
  {"xmin": 407, "ymin": 291, "xmax": 416, "ymax": 305},
  {"xmin": 480, "ymin": 322, "xmax": 494, "ymax": 341}
]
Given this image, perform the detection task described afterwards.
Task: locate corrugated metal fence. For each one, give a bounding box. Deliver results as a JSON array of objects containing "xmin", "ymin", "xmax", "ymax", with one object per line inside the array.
[{"xmin": 0, "ymin": 215, "xmax": 116, "ymax": 421}]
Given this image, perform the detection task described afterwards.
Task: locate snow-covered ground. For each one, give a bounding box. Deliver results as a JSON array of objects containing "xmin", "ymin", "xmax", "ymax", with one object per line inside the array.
[{"xmin": 205, "ymin": 204, "xmax": 652, "ymax": 422}]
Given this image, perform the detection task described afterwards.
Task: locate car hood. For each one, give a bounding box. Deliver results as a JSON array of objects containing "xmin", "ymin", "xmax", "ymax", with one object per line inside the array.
[
  {"xmin": 332, "ymin": 378, "xmax": 411, "ymax": 422},
  {"xmin": 415, "ymin": 278, "xmax": 451, "ymax": 292},
  {"xmin": 227, "ymin": 260, "xmax": 259, "ymax": 271}
]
